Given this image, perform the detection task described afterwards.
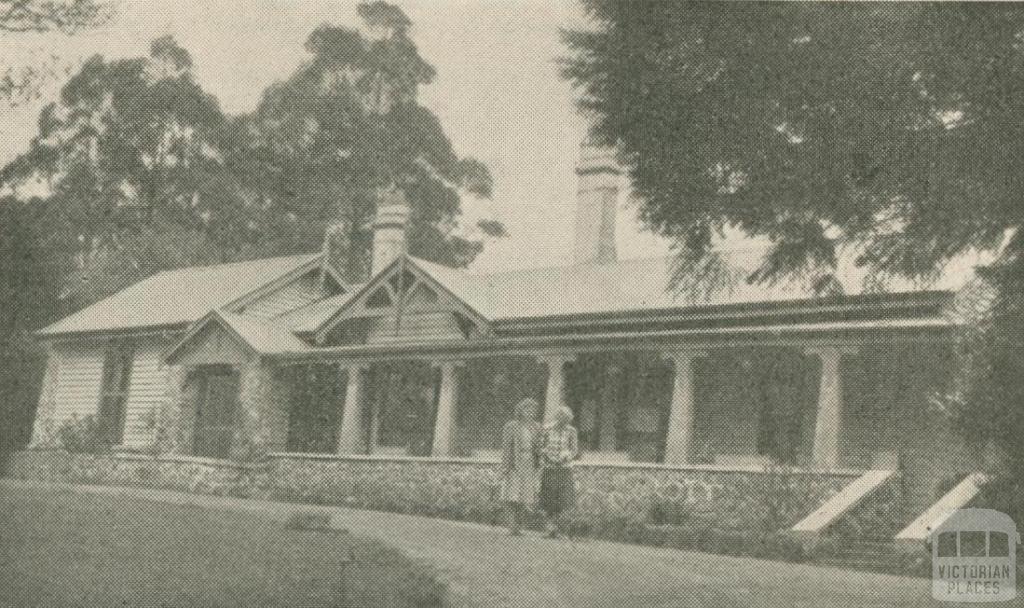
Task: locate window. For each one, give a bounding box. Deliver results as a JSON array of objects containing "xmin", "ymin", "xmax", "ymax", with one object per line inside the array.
[
  {"xmin": 990, "ymin": 532, "xmax": 1010, "ymax": 557},
  {"xmin": 960, "ymin": 531, "xmax": 987, "ymax": 557},
  {"xmin": 937, "ymin": 531, "xmax": 958, "ymax": 558},
  {"xmin": 97, "ymin": 340, "xmax": 134, "ymax": 445}
]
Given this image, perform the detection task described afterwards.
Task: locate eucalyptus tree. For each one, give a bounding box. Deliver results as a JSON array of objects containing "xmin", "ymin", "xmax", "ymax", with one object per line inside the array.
[
  {"xmin": 232, "ymin": 1, "xmax": 497, "ymax": 281},
  {"xmin": 1, "ymin": 35, "xmax": 247, "ymax": 306}
]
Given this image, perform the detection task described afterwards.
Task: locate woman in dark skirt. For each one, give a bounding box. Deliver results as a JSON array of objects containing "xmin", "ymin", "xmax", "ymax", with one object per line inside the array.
[{"xmin": 539, "ymin": 406, "xmax": 579, "ymax": 538}]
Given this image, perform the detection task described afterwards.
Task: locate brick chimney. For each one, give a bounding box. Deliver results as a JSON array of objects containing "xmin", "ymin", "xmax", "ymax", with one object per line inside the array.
[
  {"xmin": 573, "ymin": 141, "xmax": 622, "ymax": 265},
  {"xmin": 371, "ymin": 186, "xmax": 410, "ymax": 275}
]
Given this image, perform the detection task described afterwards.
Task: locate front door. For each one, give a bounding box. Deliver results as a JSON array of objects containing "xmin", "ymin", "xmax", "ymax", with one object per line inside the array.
[{"xmin": 193, "ymin": 367, "xmax": 240, "ymax": 459}]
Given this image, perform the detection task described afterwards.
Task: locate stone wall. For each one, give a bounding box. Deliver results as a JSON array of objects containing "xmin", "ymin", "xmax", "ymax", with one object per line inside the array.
[
  {"xmin": 6, "ymin": 451, "xmax": 261, "ymax": 497},
  {"xmin": 825, "ymin": 471, "xmax": 905, "ymax": 541},
  {"xmin": 572, "ymin": 463, "xmax": 856, "ymax": 531},
  {"xmin": 266, "ymin": 454, "xmax": 501, "ymax": 522},
  {"xmin": 6, "ymin": 450, "xmax": 872, "ymax": 533}
]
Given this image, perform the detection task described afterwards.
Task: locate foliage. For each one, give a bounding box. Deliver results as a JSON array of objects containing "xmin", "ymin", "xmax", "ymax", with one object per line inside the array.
[
  {"xmin": 57, "ymin": 414, "xmax": 109, "ymax": 454},
  {"xmin": 232, "ymin": 5, "xmax": 499, "ymax": 280},
  {"xmin": 0, "ymin": 0, "xmax": 110, "ymax": 33},
  {"xmin": 283, "ymin": 510, "xmax": 334, "ymax": 532},
  {"xmin": 0, "ymin": 197, "xmax": 60, "ymax": 463},
  {"xmin": 647, "ymin": 497, "xmax": 694, "ymax": 526},
  {"xmin": 563, "ymin": 0, "xmax": 1024, "ymax": 502},
  {"xmin": 1, "ymin": 1, "xmax": 113, "ymax": 106},
  {"xmin": 4, "ymin": 2, "xmax": 500, "ymax": 309}
]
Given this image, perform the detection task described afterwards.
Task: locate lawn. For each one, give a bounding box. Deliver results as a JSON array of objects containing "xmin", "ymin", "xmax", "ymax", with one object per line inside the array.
[{"xmin": 0, "ymin": 486, "xmax": 446, "ymax": 608}]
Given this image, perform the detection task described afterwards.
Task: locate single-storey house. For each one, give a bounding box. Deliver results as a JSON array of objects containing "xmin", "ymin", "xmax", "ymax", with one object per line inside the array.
[{"xmin": 20, "ymin": 144, "xmax": 990, "ymax": 542}]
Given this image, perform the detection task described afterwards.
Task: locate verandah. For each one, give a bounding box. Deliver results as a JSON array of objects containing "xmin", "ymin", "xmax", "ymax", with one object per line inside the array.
[{"xmin": 274, "ymin": 343, "xmax": 949, "ymax": 471}]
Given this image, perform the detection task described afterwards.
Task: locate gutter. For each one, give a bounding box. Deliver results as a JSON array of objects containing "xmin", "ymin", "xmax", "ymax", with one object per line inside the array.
[
  {"xmin": 266, "ymin": 317, "xmax": 953, "ymax": 363},
  {"xmin": 35, "ymin": 323, "xmax": 189, "ymax": 343}
]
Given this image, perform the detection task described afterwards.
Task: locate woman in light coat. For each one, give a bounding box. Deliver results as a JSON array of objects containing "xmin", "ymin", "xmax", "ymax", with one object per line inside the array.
[{"xmin": 499, "ymin": 398, "xmax": 542, "ymax": 536}]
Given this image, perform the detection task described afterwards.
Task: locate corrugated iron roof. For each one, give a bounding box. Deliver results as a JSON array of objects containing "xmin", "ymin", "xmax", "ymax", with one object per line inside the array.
[
  {"xmin": 276, "ymin": 290, "xmax": 363, "ymax": 333},
  {"xmin": 411, "ymin": 248, "xmax": 974, "ymax": 322},
  {"xmin": 38, "ymin": 253, "xmax": 323, "ymax": 336},
  {"xmin": 216, "ymin": 311, "xmax": 311, "ymax": 354}
]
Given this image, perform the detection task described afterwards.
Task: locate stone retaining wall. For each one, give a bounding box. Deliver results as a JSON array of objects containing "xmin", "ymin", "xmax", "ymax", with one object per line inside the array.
[
  {"xmin": 826, "ymin": 471, "xmax": 905, "ymax": 541},
  {"xmin": 7, "ymin": 450, "xmax": 261, "ymax": 497},
  {"xmin": 6, "ymin": 450, "xmax": 874, "ymax": 532}
]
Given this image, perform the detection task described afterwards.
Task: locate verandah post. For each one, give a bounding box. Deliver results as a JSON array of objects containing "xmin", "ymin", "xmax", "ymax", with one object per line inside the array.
[
  {"xmin": 431, "ymin": 361, "xmax": 462, "ymax": 457},
  {"xmin": 336, "ymin": 364, "xmax": 368, "ymax": 454},
  {"xmin": 537, "ymin": 353, "xmax": 577, "ymax": 423},
  {"xmin": 661, "ymin": 349, "xmax": 707, "ymax": 465},
  {"xmin": 806, "ymin": 346, "xmax": 857, "ymax": 469}
]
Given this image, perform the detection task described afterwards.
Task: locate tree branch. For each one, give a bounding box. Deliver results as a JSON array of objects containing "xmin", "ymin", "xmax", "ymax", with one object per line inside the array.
[{"xmin": 0, "ymin": 0, "xmax": 111, "ymax": 34}]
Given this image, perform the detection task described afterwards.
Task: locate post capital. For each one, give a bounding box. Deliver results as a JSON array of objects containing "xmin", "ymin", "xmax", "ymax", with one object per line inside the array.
[
  {"xmin": 661, "ymin": 349, "xmax": 709, "ymax": 366},
  {"xmin": 434, "ymin": 360, "xmax": 464, "ymax": 373},
  {"xmin": 534, "ymin": 352, "xmax": 578, "ymax": 366},
  {"xmin": 803, "ymin": 345, "xmax": 859, "ymax": 359}
]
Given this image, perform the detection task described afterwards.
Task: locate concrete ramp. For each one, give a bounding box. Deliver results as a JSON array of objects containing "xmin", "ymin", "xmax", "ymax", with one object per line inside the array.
[{"xmin": 894, "ymin": 472, "xmax": 988, "ymax": 548}]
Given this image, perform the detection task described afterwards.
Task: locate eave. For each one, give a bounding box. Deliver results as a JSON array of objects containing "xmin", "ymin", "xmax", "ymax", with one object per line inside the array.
[
  {"xmin": 36, "ymin": 323, "xmax": 189, "ymax": 343},
  {"xmin": 267, "ymin": 317, "xmax": 955, "ymax": 365},
  {"xmin": 490, "ymin": 290, "xmax": 954, "ymax": 335}
]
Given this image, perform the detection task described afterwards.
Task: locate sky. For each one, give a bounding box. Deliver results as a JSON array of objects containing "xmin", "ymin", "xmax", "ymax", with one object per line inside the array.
[{"xmin": 0, "ymin": 0, "xmax": 672, "ymax": 272}]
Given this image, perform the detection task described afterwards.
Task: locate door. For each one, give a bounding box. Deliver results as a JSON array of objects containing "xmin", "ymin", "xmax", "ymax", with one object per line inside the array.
[{"xmin": 193, "ymin": 367, "xmax": 240, "ymax": 459}]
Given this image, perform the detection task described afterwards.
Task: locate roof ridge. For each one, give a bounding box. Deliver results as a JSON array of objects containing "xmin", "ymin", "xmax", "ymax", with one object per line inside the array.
[
  {"xmin": 466, "ymin": 255, "xmax": 671, "ymax": 278},
  {"xmin": 155, "ymin": 251, "xmax": 321, "ymax": 275},
  {"xmin": 461, "ymin": 245, "xmax": 776, "ymax": 279}
]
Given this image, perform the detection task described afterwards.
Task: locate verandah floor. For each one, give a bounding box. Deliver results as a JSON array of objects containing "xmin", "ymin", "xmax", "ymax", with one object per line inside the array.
[{"xmin": 0, "ymin": 479, "xmax": 944, "ymax": 608}]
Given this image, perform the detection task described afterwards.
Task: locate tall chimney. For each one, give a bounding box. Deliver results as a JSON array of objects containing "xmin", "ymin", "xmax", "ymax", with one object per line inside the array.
[
  {"xmin": 371, "ymin": 186, "xmax": 410, "ymax": 275},
  {"xmin": 573, "ymin": 141, "xmax": 622, "ymax": 265}
]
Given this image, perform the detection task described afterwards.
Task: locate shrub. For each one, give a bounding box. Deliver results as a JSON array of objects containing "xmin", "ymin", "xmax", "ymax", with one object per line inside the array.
[
  {"xmin": 647, "ymin": 497, "xmax": 694, "ymax": 526},
  {"xmin": 57, "ymin": 415, "xmax": 109, "ymax": 454},
  {"xmin": 705, "ymin": 527, "xmax": 750, "ymax": 556},
  {"xmin": 755, "ymin": 462, "xmax": 804, "ymax": 534},
  {"xmin": 755, "ymin": 532, "xmax": 808, "ymax": 563},
  {"xmin": 283, "ymin": 510, "xmax": 334, "ymax": 532}
]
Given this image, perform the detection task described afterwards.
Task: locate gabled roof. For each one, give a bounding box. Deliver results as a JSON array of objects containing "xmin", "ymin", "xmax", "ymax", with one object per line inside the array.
[
  {"xmin": 38, "ymin": 252, "xmax": 326, "ymax": 337},
  {"xmin": 313, "ymin": 256, "xmax": 492, "ymax": 342},
  {"xmin": 164, "ymin": 310, "xmax": 311, "ymax": 364}
]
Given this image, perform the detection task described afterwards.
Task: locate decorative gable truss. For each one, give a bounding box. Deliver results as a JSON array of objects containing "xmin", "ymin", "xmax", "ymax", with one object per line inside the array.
[
  {"xmin": 225, "ymin": 261, "xmax": 348, "ymax": 320},
  {"xmin": 314, "ymin": 257, "xmax": 491, "ymax": 346}
]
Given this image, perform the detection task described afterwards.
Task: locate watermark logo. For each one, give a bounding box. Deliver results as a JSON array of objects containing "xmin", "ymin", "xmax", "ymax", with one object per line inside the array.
[{"xmin": 930, "ymin": 508, "xmax": 1019, "ymax": 603}]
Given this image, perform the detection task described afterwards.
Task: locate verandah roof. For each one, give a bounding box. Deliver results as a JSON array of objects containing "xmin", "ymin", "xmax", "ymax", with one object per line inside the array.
[{"xmin": 262, "ymin": 316, "xmax": 954, "ymax": 365}]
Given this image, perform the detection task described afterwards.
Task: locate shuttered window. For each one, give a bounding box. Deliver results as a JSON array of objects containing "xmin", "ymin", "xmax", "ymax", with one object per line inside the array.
[{"xmin": 97, "ymin": 340, "xmax": 135, "ymax": 445}]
